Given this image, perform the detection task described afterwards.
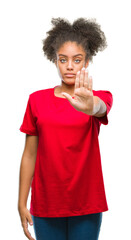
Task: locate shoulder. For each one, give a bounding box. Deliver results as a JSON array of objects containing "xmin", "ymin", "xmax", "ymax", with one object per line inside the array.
[
  {"xmin": 30, "ymin": 88, "xmax": 52, "ymax": 97},
  {"xmin": 93, "ymin": 89, "xmax": 113, "ymax": 100},
  {"xmin": 93, "ymin": 89, "xmax": 113, "ymax": 96},
  {"xmin": 93, "ymin": 89, "xmax": 113, "ymax": 109},
  {"xmin": 29, "ymin": 87, "xmax": 52, "ymax": 101}
]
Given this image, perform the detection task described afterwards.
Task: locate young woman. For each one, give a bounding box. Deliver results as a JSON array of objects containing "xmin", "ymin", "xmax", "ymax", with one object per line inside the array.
[{"xmin": 18, "ymin": 17, "xmax": 113, "ymax": 240}]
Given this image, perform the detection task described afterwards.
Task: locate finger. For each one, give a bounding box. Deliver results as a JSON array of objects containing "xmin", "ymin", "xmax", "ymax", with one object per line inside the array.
[
  {"xmin": 61, "ymin": 92, "xmax": 74, "ymax": 103},
  {"xmin": 25, "ymin": 211, "xmax": 33, "ymax": 227},
  {"xmin": 79, "ymin": 67, "xmax": 85, "ymax": 88},
  {"xmin": 22, "ymin": 221, "xmax": 34, "ymax": 240},
  {"xmin": 22, "ymin": 216, "xmax": 35, "ymax": 240},
  {"xmin": 88, "ymin": 76, "xmax": 93, "ymax": 91},
  {"xmin": 84, "ymin": 68, "xmax": 89, "ymax": 89},
  {"xmin": 75, "ymin": 70, "xmax": 80, "ymax": 90},
  {"xmin": 23, "ymin": 224, "xmax": 35, "ymax": 240},
  {"xmin": 29, "ymin": 215, "xmax": 33, "ymax": 226}
]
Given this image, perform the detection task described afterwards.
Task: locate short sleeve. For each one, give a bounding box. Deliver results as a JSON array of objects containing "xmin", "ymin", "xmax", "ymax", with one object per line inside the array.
[
  {"xmin": 19, "ymin": 95, "xmax": 38, "ymax": 135},
  {"xmin": 93, "ymin": 90, "xmax": 113, "ymax": 125}
]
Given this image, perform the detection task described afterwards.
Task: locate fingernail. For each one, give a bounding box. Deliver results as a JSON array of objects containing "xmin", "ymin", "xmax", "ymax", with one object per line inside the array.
[
  {"xmin": 82, "ymin": 67, "xmax": 85, "ymax": 70},
  {"xmin": 30, "ymin": 222, "xmax": 33, "ymax": 225},
  {"xmin": 77, "ymin": 71, "xmax": 80, "ymax": 74}
]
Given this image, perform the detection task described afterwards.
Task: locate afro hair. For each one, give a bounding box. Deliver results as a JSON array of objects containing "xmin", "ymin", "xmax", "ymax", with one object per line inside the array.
[{"xmin": 42, "ymin": 17, "xmax": 107, "ymax": 63}]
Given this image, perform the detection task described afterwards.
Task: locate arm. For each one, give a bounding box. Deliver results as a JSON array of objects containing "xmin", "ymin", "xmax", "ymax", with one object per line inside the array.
[
  {"xmin": 61, "ymin": 69, "xmax": 108, "ymax": 118},
  {"xmin": 18, "ymin": 134, "xmax": 38, "ymax": 240},
  {"xmin": 18, "ymin": 134, "xmax": 38, "ymax": 209},
  {"xmin": 81, "ymin": 96, "xmax": 107, "ymax": 117},
  {"xmin": 91, "ymin": 96, "xmax": 107, "ymax": 117}
]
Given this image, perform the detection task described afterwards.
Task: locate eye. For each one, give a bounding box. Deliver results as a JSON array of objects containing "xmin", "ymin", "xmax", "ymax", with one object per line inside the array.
[
  {"xmin": 75, "ymin": 59, "xmax": 81, "ymax": 63},
  {"xmin": 60, "ymin": 59, "xmax": 66, "ymax": 63},
  {"xmin": 59, "ymin": 59, "xmax": 81, "ymax": 63}
]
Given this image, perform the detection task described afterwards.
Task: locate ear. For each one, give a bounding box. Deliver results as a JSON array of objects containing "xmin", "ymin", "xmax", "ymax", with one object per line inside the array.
[{"xmin": 54, "ymin": 58, "xmax": 58, "ymax": 66}]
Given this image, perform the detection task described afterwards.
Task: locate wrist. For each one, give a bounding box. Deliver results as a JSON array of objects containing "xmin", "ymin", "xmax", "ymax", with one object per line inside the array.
[
  {"xmin": 91, "ymin": 96, "xmax": 101, "ymax": 116},
  {"xmin": 82, "ymin": 96, "xmax": 100, "ymax": 116},
  {"xmin": 18, "ymin": 202, "xmax": 27, "ymax": 211}
]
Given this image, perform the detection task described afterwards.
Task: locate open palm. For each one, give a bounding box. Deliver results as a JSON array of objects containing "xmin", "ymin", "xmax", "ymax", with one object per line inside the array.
[{"xmin": 62, "ymin": 67, "xmax": 94, "ymax": 115}]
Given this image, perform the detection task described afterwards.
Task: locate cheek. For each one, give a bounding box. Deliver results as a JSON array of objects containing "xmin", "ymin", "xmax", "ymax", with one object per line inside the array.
[
  {"xmin": 56, "ymin": 65, "xmax": 64, "ymax": 78},
  {"xmin": 78, "ymin": 62, "xmax": 85, "ymax": 70},
  {"xmin": 58, "ymin": 65, "xmax": 64, "ymax": 74},
  {"xmin": 77, "ymin": 65, "xmax": 83, "ymax": 71}
]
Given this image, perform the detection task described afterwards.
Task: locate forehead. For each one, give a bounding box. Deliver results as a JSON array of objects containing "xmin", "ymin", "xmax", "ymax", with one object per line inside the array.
[{"xmin": 57, "ymin": 41, "xmax": 86, "ymax": 57}]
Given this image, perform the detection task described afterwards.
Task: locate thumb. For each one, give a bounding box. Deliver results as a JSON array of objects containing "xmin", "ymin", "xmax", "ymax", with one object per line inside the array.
[
  {"xmin": 27, "ymin": 214, "xmax": 33, "ymax": 226},
  {"xmin": 61, "ymin": 92, "xmax": 73, "ymax": 102}
]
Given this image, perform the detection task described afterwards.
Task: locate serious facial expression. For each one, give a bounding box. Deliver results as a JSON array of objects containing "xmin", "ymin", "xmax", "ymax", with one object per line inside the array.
[{"xmin": 55, "ymin": 41, "xmax": 89, "ymax": 85}]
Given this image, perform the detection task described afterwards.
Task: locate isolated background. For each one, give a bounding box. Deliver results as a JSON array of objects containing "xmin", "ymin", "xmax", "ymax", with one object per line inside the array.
[{"xmin": 0, "ymin": 0, "xmax": 130, "ymax": 239}]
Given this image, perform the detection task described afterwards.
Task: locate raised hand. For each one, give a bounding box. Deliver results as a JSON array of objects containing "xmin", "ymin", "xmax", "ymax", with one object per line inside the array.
[{"xmin": 61, "ymin": 67, "xmax": 95, "ymax": 115}]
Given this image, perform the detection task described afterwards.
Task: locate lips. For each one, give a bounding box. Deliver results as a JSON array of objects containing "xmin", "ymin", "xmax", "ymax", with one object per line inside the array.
[{"xmin": 65, "ymin": 73, "xmax": 76, "ymax": 77}]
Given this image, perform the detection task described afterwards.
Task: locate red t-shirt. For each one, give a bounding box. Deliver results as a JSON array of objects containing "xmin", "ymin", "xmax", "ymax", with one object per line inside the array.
[{"xmin": 19, "ymin": 86, "xmax": 113, "ymax": 217}]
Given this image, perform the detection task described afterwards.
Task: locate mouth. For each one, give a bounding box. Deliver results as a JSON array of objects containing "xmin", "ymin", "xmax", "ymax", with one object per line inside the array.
[{"xmin": 64, "ymin": 74, "xmax": 76, "ymax": 78}]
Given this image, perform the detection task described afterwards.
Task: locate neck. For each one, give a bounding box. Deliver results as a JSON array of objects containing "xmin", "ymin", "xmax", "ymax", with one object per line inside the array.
[{"xmin": 58, "ymin": 82, "xmax": 75, "ymax": 97}]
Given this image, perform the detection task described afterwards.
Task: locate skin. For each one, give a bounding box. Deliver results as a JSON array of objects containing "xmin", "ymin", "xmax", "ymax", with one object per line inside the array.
[
  {"xmin": 18, "ymin": 41, "xmax": 107, "ymax": 240},
  {"xmin": 18, "ymin": 134, "xmax": 38, "ymax": 240},
  {"xmin": 55, "ymin": 41, "xmax": 107, "ymax": 117},
  {"xmin": 54, "ymin": 41, "xmax": 89, "ymax": 97}
]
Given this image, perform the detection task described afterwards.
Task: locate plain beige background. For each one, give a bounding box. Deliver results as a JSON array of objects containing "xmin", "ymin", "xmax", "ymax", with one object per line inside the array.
[{"xmin": 0, "ymin": 0, "xmax": 130, "ymax": 239}]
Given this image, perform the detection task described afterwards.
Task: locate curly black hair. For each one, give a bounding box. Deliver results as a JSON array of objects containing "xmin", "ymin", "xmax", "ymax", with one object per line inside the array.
[{"xmin": 42, "ymin": 17, "xmax": 107, "ymax": 63}]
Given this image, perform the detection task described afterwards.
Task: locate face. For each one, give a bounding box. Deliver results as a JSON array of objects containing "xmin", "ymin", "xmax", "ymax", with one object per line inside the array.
[{"xmin": 55, "ymin": 41, "xmax": 89, "ymax": 85}]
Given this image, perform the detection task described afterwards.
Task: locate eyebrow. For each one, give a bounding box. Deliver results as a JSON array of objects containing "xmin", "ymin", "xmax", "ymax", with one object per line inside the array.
[{"xmin": 58, "ymin": 54, "xmax": 83, "ymax": 57}]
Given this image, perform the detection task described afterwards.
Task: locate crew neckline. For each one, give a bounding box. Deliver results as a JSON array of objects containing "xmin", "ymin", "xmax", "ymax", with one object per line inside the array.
[{"xmin": 53, "ymin": 85, "xmax": 75, "ymax": 100}]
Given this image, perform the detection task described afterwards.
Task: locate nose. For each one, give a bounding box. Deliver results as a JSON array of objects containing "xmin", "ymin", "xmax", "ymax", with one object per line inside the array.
[{"xmin": 66, "ymin": 60, "xmax": 74, "ymax": 70}]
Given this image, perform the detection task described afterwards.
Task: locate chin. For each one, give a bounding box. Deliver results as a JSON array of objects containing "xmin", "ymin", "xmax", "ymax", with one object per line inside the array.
[{"xmin": 62, "ymin": 79, "xmax": 75, "ymax": 85}]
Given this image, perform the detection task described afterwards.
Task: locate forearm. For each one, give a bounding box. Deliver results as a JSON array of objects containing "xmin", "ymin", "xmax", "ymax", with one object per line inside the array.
[
  {"xmin": 83, "ymin": 96, "xmax": 107, "ymax": 117},
  {"xmin": 18, "ymin": 154, "xmax": 36, "ymax": 210},
  {"xmin": 92, "ymin": 96, "xmax": 107, "ymax": 117}
]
